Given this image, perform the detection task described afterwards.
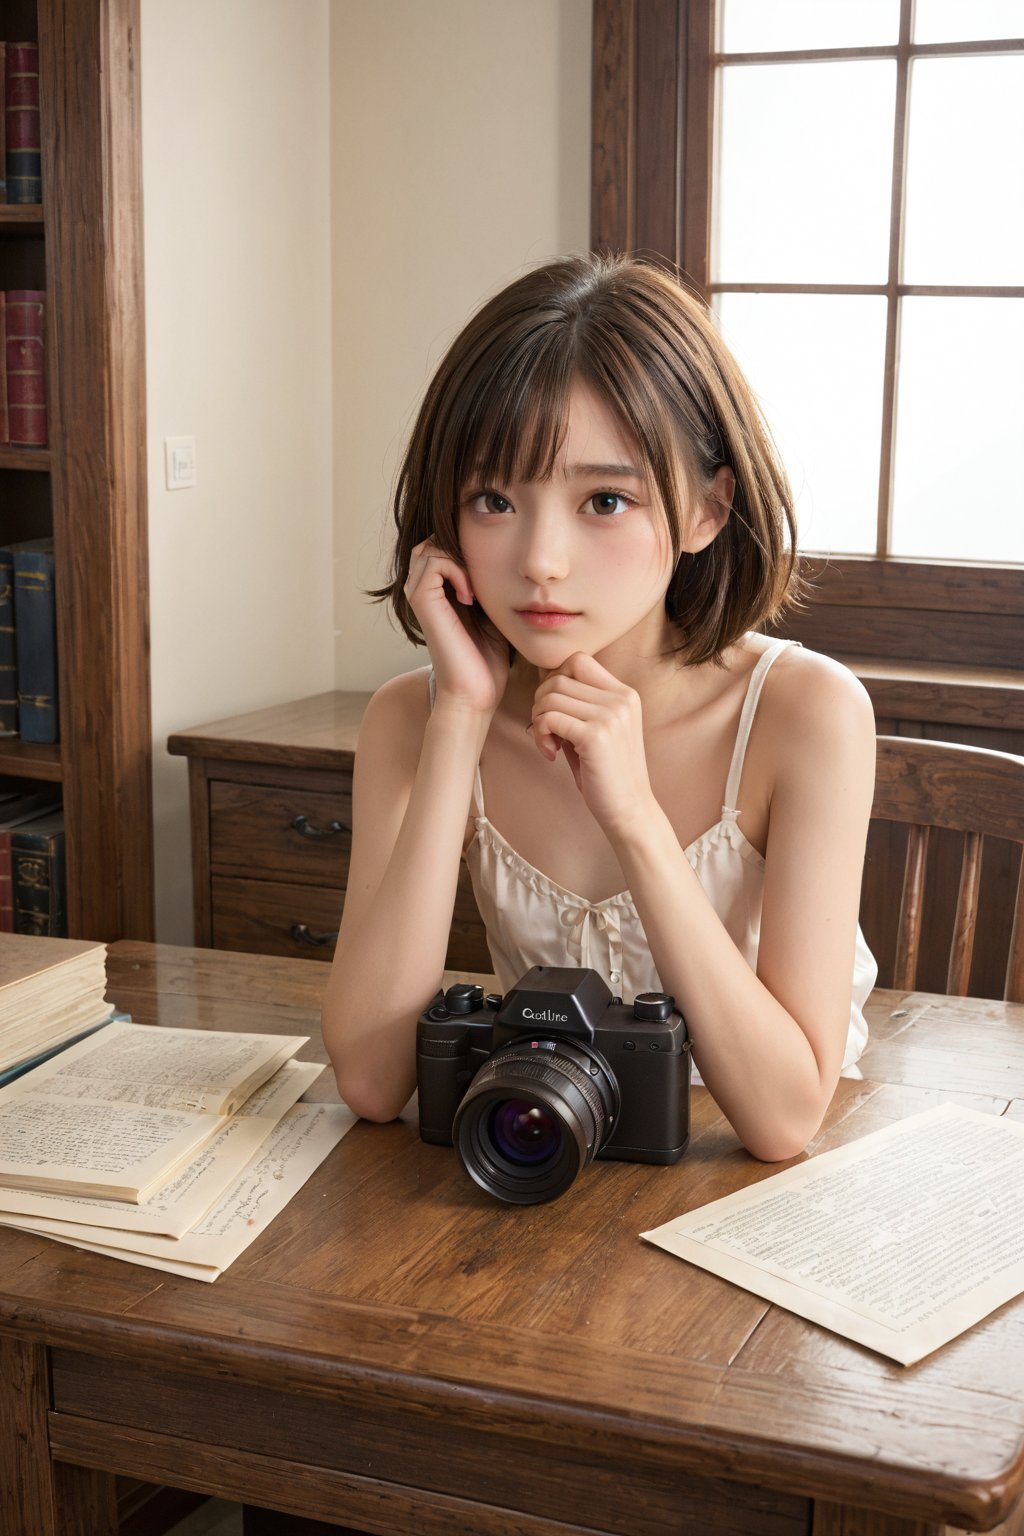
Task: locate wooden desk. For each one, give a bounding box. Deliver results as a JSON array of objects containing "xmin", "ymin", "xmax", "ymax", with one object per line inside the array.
[{"xmin": 2, "ymin": 943, "xmax": 1023, "ymax": 1536}]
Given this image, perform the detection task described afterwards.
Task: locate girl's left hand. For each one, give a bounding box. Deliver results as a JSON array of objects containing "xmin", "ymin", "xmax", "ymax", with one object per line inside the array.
[{"xmin": 531, "ymin": 653, "xmax": 658, "ymax": 840}]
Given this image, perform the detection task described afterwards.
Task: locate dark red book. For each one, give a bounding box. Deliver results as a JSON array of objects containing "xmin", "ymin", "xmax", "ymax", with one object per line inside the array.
[
  {"xmin": 6, "ymin": 289, "xmax": 46, "ymax": 446},
  {"xmin": 5, "ymin": 43, "xmax": 40, "ymax": 205},
  {"xmin": 0, "ymin": 293, "xmax": 8, "ymax": 444}
]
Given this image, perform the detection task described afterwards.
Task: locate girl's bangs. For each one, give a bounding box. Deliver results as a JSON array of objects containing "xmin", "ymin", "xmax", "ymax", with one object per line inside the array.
[{"xmin": 455, "ymin": 342, "xmax": 574, "ymax": 491}]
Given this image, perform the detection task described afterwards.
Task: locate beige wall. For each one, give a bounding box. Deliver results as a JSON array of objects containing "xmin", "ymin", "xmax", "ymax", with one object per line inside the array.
[
  {"xmin": 141, "ymin": 0, "xmax": 591, "ymax": 941},
  {"xmin": 330, "ymin": 0, "xmax": 592, "ymax": 690},
  {"xmin": 142, "ymin": 1, "xmax": 334, "ymax": 943}
]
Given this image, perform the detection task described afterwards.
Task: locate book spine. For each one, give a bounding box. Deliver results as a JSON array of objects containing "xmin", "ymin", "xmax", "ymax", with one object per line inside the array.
[
  {"xmin": 0, "ymin": 829, "xmax": 12, "ymax": 931},
  {"xmin": 12, "ymin": 542, "xmax": 57, "ymax": 743},
  {"xmin": 0, "ymin": 294, "xmax": 9, "ymax": 444},
  {"xmin": 11, "ymin": 818, "xmax": 65, "ymax": 936},
  {"xmin": 0, "ymin": 546, "xmax": 16, "ymax": 732},
  {"xmin": 5, "ymin": 43, "xmax": 40, "ymax": 205},
  {"xmin": 0, "ymin": 43, "xmax": 7, "ymax": 203},
  {"xmin": 6, "ymin": 290, "xmax": 46, "ymax": 447}
]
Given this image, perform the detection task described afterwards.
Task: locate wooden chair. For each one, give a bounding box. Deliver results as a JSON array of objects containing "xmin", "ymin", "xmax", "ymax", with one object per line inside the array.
[{"xmin": 871, "ymin": 737, "xmax": 1024, "ymax": 1002}]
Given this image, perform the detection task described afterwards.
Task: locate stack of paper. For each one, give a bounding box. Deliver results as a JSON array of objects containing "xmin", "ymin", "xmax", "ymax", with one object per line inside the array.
[
  {"xmin": 0, "ymin": 1018, "xmax": 356, "ymax": 1280},
  {"xmin": 0, "ymin": 934, "xmax": 112, "ymax": 1081}
]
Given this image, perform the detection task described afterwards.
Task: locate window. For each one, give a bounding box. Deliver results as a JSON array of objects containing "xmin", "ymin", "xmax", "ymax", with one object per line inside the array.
[
  {"xmin": 591, "ymin": 0, "xmax": 1023, "ymax": 671},
  {"xmin": 712, "ymin": 0, "xmax": 1024, "ymax": 562}
]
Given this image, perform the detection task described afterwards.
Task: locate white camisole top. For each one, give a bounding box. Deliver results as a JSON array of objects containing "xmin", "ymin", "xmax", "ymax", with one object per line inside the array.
[{"xmin": 435, "ymin": 637, "xmax": 876, "ymax": 1078}]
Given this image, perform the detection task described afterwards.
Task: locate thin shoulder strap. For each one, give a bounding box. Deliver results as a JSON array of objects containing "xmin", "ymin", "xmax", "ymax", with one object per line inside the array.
[
  {"xmin": 428, "ymin": 667, "xmax": 486, "ymax": 816},
  {"xmin": 721, "ymin": 639, "xmax": 800, "ymax": 819}
]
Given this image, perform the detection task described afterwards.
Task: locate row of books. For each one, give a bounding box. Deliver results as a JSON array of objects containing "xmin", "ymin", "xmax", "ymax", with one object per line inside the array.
[
  {"xmin": 0, "ymin": 42, "xmax": 41, "ymax": 204},
  {"xmin": 0, "ymin": 791, "xmax": 64, "ymax": 935},
  {"xmin": 0, "ymin": 289, "xmax": 47, "ymax": 446},
  {"xmin": 0, "ymin": 937, "xmax": 354, "ymax": 1280},
  {"xmin": 0, "ymin": 537, "xmax": 57, "ymax": 742}
]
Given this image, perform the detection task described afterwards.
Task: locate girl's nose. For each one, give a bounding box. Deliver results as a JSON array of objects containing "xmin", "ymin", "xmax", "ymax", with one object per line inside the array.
[{"xmin": 518, "ymin": 509, "xmax": 570, "ymax": 585}]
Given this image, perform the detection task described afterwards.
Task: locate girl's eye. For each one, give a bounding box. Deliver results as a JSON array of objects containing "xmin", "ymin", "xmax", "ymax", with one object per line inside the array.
[
  {"xmin": 467, "ymin": 491, "xmax": 513, "ymax": 515},
  {"xmin": 586, "ymin": 491, "xmax": 633, "ymax": 516}
]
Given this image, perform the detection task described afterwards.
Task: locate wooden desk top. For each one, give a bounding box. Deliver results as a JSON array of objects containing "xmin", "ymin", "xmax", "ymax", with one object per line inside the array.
[{"xmin": 2, "ymin": 942, "xmax": 1023, "ymax": 1534}]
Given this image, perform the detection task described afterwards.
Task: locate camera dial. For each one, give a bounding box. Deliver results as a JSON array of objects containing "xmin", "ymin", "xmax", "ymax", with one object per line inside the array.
[{"xmin": 633, "ymin": 992, "xmax": 675, "ymax": 1022}]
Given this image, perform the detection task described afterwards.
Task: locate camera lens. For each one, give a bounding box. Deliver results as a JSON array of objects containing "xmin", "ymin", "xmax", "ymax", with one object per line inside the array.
[
  {"xmin": 453, "ymin": 1038, "xmax": 619, "ymax": 1204},
  {"xmin": 489, "ymin": 1100, "xmax": 563, "ymax": 1165}
]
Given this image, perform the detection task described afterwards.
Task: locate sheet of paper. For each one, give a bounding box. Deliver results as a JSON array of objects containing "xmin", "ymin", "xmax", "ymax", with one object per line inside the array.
[
  {"xmin": 2, "ymin": 1102, "xmax": 355, "ymax": 1280},
  {"xmin": 0, "ymin": 1059, "xmax": 321, "ymax": 1235},
  {"xmin": 642, "ymin": 1103, "xmax": 1024, "ymax": 1366}
]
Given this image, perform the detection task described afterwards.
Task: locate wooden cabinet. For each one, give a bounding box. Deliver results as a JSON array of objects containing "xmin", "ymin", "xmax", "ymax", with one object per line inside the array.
[
  {"xmin": 0, "ymin": 0, "xmax": 153, "ymax": 940},
  {"xmin": 169, "ymin": 692, "xmax": 492, "ymax": 971}
]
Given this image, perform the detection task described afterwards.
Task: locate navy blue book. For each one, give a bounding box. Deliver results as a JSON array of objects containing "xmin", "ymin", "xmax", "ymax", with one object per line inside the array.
[
  {"xmin": 0, "ymin": 546, "xmax": 16, "ymax": 733},
  {"xmin": 10, "ymin": 538, "xmax": 57, "ymax": 743},
  {"xmin": 5, "ymin": 43, "xmax": 42, "ymax": 205},
  {"xmin": 11, "ymin": 810, "xmax": 65, "ymax": 936}
]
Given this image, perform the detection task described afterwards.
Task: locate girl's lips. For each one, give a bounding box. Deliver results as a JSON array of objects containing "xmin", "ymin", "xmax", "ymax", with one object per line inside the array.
[{"xmin": 515, "ymin": 609, "xmax": 580, "ymax": 628}]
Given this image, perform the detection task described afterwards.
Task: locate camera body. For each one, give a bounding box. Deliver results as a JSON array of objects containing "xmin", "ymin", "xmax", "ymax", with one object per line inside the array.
[{"xmin": 417, "ymin": 966, "xmax": 691, "ymax": 1202}]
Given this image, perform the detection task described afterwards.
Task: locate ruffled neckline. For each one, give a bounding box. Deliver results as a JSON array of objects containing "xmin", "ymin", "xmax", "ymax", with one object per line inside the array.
[{"xmin": 471, "ymin": 813, "xmax": 764, "ymax": 911}]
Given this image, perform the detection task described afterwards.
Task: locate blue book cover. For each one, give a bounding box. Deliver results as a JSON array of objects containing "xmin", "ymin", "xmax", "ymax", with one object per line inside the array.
[
  {"xmin": 0, "ymin": 547, "xmax": 16, "ymax": 733},
  {"xmin": 11, "ymin": 810, "xmax": 64, "ymax": 936},
  {"xmin": 10, "ymin": 538, "xmax": 57, "ymax": 744}
]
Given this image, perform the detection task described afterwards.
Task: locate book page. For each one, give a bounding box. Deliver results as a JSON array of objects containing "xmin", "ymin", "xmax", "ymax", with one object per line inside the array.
[
  {"xmin": 0, "ymin": 1022, "xmax": 309, "ymax": 1200},
  {"xmin": 6, "ymin": 1101, "xmax": 356, "ymax": 1280},
  {"xmin": 0, "ymin": 1058, "xmax": 321, "ymax": 1235},
  {"xmin": 0, "ymin": 1019, "xmax": 309, "ymax": 1115},
  {"xmin": 642, "ymin": 1104, "xmax": 1024, "ymax": 1366}
]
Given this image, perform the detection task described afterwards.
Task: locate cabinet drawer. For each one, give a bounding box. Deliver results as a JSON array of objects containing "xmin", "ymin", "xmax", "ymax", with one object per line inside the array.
[
  {"xmin": 210, "ymin": 781, "xmax": 352, "ymax": 883},
  {"xmin": 211, "ymin": 875, "xmax": 343, "ymax": 962}
]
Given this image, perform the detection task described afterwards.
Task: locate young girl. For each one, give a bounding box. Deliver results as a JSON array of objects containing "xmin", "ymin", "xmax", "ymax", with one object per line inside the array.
[{"xmin": 322, "ymin": 252, "xmax": 877, "ymax": 1162}]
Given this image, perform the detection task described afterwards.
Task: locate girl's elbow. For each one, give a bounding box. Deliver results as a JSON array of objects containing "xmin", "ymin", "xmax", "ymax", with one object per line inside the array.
[{"xmin": 330, "ymin": 1057, "xmax": 411, "ymax": 1124}]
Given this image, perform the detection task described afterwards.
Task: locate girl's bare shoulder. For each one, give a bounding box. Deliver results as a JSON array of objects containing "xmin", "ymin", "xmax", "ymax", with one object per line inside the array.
[
  {"xmin": 759, "ymin": 645, "xmax": 875, "ymax": 762},
  {"xmin": 357, "ymin": 666, "xmax": 433, "ymax": 769}
]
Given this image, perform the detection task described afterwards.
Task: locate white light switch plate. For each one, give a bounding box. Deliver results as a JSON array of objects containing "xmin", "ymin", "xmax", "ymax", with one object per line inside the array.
[{"xmin": 165, "ymin": 436, "xmax": 197, "ymax": 490}]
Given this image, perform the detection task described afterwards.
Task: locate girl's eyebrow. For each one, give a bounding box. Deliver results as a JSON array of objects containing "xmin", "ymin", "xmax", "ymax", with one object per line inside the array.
[{"xmin": 565, "ymin": 462, "xmax": 645, "ymax": 478}]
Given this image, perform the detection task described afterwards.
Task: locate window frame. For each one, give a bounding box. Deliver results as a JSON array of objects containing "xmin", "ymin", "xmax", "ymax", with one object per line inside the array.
[{"xmin": 590, "ymin": 0, "xmax": 1024, "ymax": 671}]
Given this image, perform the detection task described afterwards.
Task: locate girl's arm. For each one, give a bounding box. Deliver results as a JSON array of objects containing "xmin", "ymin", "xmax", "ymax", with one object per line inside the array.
[
  {"xmin": 321, "ymin": 675, "xmax": 489, "ymax": 1122},
  {"xmin": 532, "ymin": 650, "xmax": 876, "ymax": 1161},
  {"xmin": 322, "ymin": 541, "xmax": 507, "ymax": 1122}
]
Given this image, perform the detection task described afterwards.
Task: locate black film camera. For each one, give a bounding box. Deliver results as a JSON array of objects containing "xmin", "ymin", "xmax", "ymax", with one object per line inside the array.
[{"xmin": 417, "ymin": 966, "xmax": 691, "ymax": 1204}]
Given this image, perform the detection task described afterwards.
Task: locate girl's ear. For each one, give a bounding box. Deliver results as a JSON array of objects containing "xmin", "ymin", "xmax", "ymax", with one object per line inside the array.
[{"xmin": 680, "ymin": 464, "xmax": 736, "ymax": 553}]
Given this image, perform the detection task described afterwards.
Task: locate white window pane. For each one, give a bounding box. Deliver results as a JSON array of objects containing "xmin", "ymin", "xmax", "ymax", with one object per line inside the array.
[
  {"xmin": 716, "ymin": 294, "xmax": 887, "ymax": 555},
  {"xmin": 715, "ymin": 63, "xmax": 895, "ymax": 283},
  {"xmin": 914, "ymin": 0, "xmax": 1024, "ymax": 42},
  {"xmin": 721, "ymin": 0, "xmax": 899, "ymax": 51},
  {"xmin": 903, "ymin": 57, "xmax": 1024, "ymax": 285},
  {"xmin": 891, "ymin": 299, "xmax": 1024, "ymax": 562}
]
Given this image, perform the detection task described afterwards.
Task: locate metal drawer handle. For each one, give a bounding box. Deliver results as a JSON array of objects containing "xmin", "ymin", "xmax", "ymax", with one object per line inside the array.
[
  {"xmin": 291, "ymin": 814, "xmax": 348, "ymax": 840},
  {"xmin": 290, "ymin": 923, "xmax": 339, "ymax": 948}
]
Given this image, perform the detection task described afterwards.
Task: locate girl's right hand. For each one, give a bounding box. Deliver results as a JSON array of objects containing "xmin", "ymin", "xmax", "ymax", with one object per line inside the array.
[{"xmin": 404, "ymin": 539, "xmax": 510, "ymax": 716}]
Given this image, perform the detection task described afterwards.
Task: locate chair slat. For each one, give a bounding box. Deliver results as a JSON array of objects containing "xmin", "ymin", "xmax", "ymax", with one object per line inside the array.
[
  {"xmin": 946, "ymin": 831, "xmax": 982, "ymax": 997},
  {"xmin": 893, "ymin": 824, "xmax": 929, "ymax": 992},
  {"xmin": 1006, "ymin": 850, "xmax": 1024, "ymax": 1005}
]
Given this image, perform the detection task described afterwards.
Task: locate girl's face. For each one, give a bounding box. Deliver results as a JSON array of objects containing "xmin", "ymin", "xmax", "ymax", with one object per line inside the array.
[{"xmin": 458, "ymin": 379, "xmax": 712, "ymax": 672}]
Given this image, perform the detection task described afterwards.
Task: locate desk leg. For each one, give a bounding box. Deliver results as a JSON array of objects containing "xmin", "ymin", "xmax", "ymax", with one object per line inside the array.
[{"xmin": 0, "ymin": 1335, "xmax": 117, "ymax": 1536}]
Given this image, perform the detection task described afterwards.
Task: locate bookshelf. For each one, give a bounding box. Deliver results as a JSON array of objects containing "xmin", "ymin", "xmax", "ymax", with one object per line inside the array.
[{"xmin": 0, "ymin": 0, "xmax": 154, "ymax": 940}]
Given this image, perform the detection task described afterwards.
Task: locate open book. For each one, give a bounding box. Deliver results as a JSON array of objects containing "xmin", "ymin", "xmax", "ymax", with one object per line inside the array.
[{"xmin": 0, "ymin": 1018, "xmax": 308, "ymax": 1201}]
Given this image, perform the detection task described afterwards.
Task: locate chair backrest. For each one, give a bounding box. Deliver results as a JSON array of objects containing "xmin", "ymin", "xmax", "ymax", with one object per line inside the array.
[{"xmin": 871, "ymin": 737, "xmax": 1024, "ymax": 1003}]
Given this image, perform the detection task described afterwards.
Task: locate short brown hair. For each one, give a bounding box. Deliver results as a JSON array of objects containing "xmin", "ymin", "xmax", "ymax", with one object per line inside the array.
[{"xmin": 374, "ymin": 252, "xmax": 799, "ymax": 665}]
